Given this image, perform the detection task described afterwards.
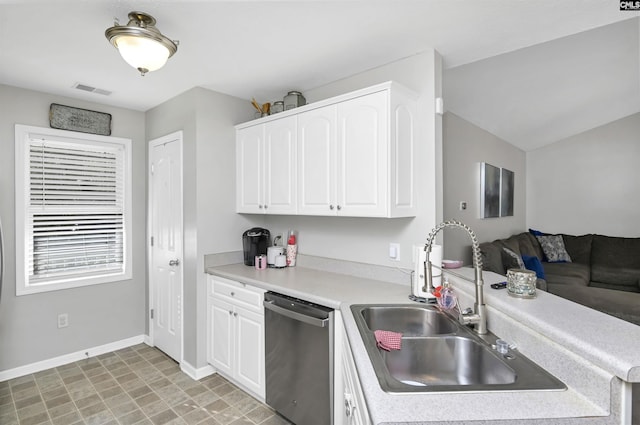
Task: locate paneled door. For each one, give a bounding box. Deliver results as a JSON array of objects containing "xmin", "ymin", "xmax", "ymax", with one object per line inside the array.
[{"xmin": 149, "ymin": 131, "xmax": 183, "ymax": 362}]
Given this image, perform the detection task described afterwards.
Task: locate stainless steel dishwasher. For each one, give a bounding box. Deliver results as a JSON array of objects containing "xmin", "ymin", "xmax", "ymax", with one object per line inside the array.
[{"xmin": 264, "ymin": 291, "xmax": 334, "ymax": 425}]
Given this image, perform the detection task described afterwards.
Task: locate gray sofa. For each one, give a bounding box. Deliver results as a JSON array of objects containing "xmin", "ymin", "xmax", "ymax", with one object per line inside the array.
[{"xmin": 479, "ymin": 231, "xmax": 640, "ymax": 326}]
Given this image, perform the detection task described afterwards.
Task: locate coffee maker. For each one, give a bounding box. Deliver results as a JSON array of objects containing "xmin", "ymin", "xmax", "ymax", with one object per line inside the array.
[{"xmin": 242, "ymin": 227, "xmax": 270, "ymax": 266}]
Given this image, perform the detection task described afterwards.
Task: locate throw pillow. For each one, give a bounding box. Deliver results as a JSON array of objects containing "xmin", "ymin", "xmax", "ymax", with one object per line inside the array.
[
  {"xmin": 501, "ymin": 247, "xmax": 525, "ymax": 271},
  {"xmin": 529, "ymin": 228, "xmax": 545, "ymax": 236},
  {"xmin": 522, "ymin": 255, "xmax": 546, "ymax": 279},
  {"xmin": 536, "ymin": 235, "xmax": 572, "ymax": 263}
]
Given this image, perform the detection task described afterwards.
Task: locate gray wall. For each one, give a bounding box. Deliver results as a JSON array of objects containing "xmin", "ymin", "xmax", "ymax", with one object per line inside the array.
[
  {"xmin": 257, "ymin": 51, "xmax": 443, "ymax": 272},
  {"xmin": 146, "ymin": 87, "xmax": 253, "ymax": 369},
  {"xmin": 0, "ymin": 84, "xmax": 147, "ymax": 371},
  {"xmin": 442, "ymin": 113, "xmax": 527, "ymax": 263},
  {"xmin": 527, "ymin": 112, "xmax": 640, "ymax": 237}
]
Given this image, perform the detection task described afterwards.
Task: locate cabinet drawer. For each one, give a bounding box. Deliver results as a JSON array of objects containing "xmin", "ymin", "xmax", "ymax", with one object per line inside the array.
[{"xmin": 211, "ymin": 276, "xmax": 265, "ymax": 311}]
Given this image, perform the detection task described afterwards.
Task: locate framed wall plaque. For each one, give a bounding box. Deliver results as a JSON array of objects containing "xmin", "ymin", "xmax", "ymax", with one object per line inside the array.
[{"xmin": 49, "ymin": 103, "xmax": 112, "ymax": 136}]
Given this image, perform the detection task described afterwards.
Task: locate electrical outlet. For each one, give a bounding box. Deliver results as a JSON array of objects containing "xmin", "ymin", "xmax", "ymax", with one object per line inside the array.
[
  {"xmin": 389, "ymin": 243, "xmax": 400, "ymax": 261},
  {"xmin": 275, "ymin": 232, "xmax": 287, "ymax": 246},
  {"xmin": 57, "ymin": 313, "xmax": 69, "ymax": 329}
]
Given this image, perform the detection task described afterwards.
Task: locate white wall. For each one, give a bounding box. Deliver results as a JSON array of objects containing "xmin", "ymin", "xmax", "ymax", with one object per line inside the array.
[
  {"xmin": 442, "ymin": 113, "xmax": 527, "ymax": 263},
  {"xmin": 261, "ymin": 51, "xmax": 442, "ymax": 272},
  {"xmin": 527, "ymin": 112, "xmax": 640, "ymax": 237},
  {"xmin": 0, "ymin": 84, "xmax": 147, "ymax": 372},
  {"xmin": 146, "ymin": 87, "xmax": 254, "ymax": 369}
]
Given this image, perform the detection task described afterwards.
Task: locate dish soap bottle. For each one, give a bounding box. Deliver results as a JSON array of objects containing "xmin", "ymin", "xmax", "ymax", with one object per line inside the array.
[{"xmin": 437, "ymin": 277, "xmax": 457, "ymax": 310}]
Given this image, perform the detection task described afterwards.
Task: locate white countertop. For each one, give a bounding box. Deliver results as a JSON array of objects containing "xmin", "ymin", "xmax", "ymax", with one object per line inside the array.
[{"xmin": 207, "ymin": 263, "xmax": 638, "ymax": 424}]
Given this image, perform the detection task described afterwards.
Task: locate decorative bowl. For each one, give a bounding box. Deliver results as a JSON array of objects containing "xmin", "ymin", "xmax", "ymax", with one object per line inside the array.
[{"xmin": 442, "ymin": 259, "xmax": 463, "ymax": 269}]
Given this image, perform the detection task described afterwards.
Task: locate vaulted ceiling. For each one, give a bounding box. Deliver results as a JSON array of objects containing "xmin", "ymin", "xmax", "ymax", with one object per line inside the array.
[
  {"xmin": 445, "ymin": 17, "xmax": 640, "ymax": 151},
  {"xmin": 1, "ymin": 1, "xmax": 638, "ymax": 150}
]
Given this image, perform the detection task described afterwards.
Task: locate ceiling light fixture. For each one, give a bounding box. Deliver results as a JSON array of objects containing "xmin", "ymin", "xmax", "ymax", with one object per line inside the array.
[{"xmin": 105, "ymin": 11, "xmax": 178, "ymax": 76}]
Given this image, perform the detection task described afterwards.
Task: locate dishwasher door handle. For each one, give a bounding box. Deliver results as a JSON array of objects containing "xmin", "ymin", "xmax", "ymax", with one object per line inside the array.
[{"xmin": 264, "ymin": 300, "xmax": 329, "ymax": 328}]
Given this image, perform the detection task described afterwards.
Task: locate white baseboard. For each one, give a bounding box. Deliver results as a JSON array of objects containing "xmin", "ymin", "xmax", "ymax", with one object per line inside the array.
[
  {"xmin": 0, "ymin": 335, "xmax": 147, "ymax": 382},
  {"xmin": 143, "ymin": 334, "xmax": 153, "ymax": 346},
  {"xmin": 181, "ymin": 360, "xmax": 215, "ymax": 381}
]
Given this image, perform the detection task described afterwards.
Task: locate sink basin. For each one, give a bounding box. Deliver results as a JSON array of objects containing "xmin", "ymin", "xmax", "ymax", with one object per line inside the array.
[
  {"xmin": 383, "ymin": 336, "xmax": 516, "ymax": 386},
  {"xmin": 360, "ymin": 305, "xmax": 456, "ymax": 336},
  {"xmin": 350, "ymin": 304, "xmax": 566, "ymax": 393}
]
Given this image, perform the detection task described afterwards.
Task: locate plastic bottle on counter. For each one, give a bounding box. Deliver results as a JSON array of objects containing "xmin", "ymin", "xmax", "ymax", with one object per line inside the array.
[
  {"xmin": 286, "ymin": 231, "xmax": 297, "ymax": 267},
  {"xmin": 437, "ymin": 278, "xmax": 457, "ymax": 310}
]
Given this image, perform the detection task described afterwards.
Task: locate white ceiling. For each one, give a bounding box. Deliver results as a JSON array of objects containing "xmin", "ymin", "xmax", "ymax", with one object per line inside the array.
[{"xmin": 1, "ymin": 1, "xmax": 638, "ymax": 150}]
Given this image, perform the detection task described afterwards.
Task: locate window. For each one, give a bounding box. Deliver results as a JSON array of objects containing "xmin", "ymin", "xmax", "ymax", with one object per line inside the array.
[{"xmin": 15, "ymin": 124, "xmax": 132, "ymax": 295}]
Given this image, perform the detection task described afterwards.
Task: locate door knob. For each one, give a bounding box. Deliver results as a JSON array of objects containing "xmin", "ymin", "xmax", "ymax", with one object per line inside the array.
[{"xmin": 169, "ymin": 259, "xmax": 180, "ymax": 266}]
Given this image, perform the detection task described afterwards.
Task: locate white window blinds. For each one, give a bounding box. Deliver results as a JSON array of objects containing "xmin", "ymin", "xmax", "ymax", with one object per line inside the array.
[
  {"xmin": 15, "ymin": 124, "xmax": 132, "ymax": 295},
  {"xmin": 28, "ymin": 140, "xmax": 125, "ymax": 281}
]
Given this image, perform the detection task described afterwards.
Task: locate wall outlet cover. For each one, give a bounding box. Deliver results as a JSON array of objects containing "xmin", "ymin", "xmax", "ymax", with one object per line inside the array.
[{"xmin": 57, "ymin": 313, "xmax": 69, "ymax": 329}]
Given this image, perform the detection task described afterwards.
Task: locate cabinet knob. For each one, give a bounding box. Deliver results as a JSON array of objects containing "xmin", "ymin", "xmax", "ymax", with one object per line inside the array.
[
  {"xmin": 230, "ymin": 292, "xmax": 235, "ymax": 296},
  {"xmin": 233, "ymin": 312, "xmax": 238, "ymax": 317},
  {"xmin": 329, "ymin": 205, "xmax": 334, "ymax": 210},
  {"xmin": 337, "ymin": 205, "xmax": 342, "ymax": 211},
  {"xmin": 264, "ymin": 204, "xmax": 268, "ymax": 209},
  {"xmin": 228, "ymin": 310, "xmax": 233, "ymax": 315},
  {"xmin": 258, "ymin": 205, "xmax": 263, "ymax": 209}
]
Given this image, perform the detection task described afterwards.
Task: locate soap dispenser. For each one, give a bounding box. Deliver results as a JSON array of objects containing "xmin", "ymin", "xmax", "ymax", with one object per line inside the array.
[{"xmin": 437, "ymin": 277, "xmax": 457, "ymax": 310}]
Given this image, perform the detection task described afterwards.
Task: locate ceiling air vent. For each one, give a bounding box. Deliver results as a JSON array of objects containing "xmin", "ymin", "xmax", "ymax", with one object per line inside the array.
[{"xmin": 72, "ymin": 83, "xmax": 112, "ymax": 96}]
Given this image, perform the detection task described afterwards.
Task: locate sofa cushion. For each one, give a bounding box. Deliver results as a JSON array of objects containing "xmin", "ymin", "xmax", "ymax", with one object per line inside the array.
[
  {"xmin": 537, "ymin": 234, "xmax": 572, "ymax": 262},
  {"xmin": 562, "ymin": 234, "xmax": 593, "ymax": 265},
  {"xmin": 522, "ymin": 232, "xmax": 545, "ymax": 259},
  {"xmin": 543, "ymin": 262, "xmax": 590, "ymax": 286},
  {"xmin": 501, "ymin": 235, "xmax": 523, "ymax": 256},
  {"xmin": 523, "ymin": 255, "xmax": 546, "ymax": 279},
  {"xmin": 480, "ymin": 241, "xmax": 505, "ymax": 275},
  {"xmin": 502, "ymin": 247, "xmax": 525, "ymax": 270},
  {"xmin": 547, "ymin": 283, "xmax": 640, "ymax": 326},
  {"xmin": 591, "ymin": 235, "xmax": 640, "ymax": 291}
]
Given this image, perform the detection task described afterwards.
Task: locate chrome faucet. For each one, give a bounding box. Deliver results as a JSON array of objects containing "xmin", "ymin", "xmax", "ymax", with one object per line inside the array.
[{"xmin": 424, "ymin": 220, "xmax": 487, "ymax": 335}]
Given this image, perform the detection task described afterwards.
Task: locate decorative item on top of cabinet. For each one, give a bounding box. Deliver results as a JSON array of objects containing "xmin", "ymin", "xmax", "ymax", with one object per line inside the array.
[
  {"xmin": 235, "ymin": 81, "xmax": 418, "ymax": 218},
  {"xmin": 283, "ymin": 91, "xmax": 306, "ymax": 110}
]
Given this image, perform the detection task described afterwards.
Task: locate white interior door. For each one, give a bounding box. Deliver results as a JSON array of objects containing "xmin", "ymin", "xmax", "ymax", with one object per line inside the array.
[{"xmin": 149, "ymin": 131, "xmax": 183, "ymax": 362}]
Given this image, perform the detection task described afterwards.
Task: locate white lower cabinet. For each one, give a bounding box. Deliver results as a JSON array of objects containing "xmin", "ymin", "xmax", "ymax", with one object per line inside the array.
[
  {"xmin": 341, "ymin": 329, "xmax": 371, "ymax": 425},
  {"xmin": 207, "ymin": 275, "xmax": 266, "ymax": 400}
]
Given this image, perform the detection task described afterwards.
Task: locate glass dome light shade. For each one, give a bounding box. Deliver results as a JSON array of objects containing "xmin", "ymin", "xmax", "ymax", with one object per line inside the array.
[
  {"xmin": 114, "ymin": 35, "xmax": 170, "ymax": 73},
  {"xmin": 105, "ymin": 11, "xmax": 178, "ymax": 75}
]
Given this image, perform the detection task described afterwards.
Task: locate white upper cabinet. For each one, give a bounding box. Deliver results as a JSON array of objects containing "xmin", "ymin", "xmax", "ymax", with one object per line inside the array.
[
  {"xmin": 236, "ymin": 81, "xmax": 417, "ymax": 218},
  {"xmin": 236, "ymin": 115, "xmax": 297, "ymax": 214},
  {"xmin": 236, "ymin": 124, "xmax": 263, "ymax": 213},
  {"xmin": 297, "ymin": 104, "xmax": 337, "ymax": 215},
  {"xmin": 335, "ymin": 91, "xmax": 388, "ymax": 217}
]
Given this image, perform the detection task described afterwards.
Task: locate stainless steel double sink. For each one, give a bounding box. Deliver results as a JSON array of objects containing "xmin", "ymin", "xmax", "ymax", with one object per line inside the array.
[{"xmin": 351, "ymin": 304, "xmax": 566, "ymax": 393}]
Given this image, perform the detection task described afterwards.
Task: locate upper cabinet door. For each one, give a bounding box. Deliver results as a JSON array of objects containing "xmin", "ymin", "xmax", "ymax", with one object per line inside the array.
[
  {"xmin": 337, "ymin": 91, "xmax": 388, "ymax": 217},
  {"xmin": 264, "ymin": 116, "xmax": 297, "ymax": 214},
  {"xmin": 297, "ymin": 105, "xmax": 337, "ymax": 216},
  {"xmin": 236, "ymin": 125, "xmax": 264, "ymax": 213}
]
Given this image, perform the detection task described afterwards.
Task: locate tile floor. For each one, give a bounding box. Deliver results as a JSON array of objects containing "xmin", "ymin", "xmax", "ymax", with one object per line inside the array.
[{"xmin": 0, "ymin": 344, "xmax": 292, "ymax": 425}]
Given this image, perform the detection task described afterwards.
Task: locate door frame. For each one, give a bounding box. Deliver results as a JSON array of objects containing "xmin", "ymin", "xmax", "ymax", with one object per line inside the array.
[{"xmin": 147, "ymin": 130, "xmax": 184, "ymax": 363}]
